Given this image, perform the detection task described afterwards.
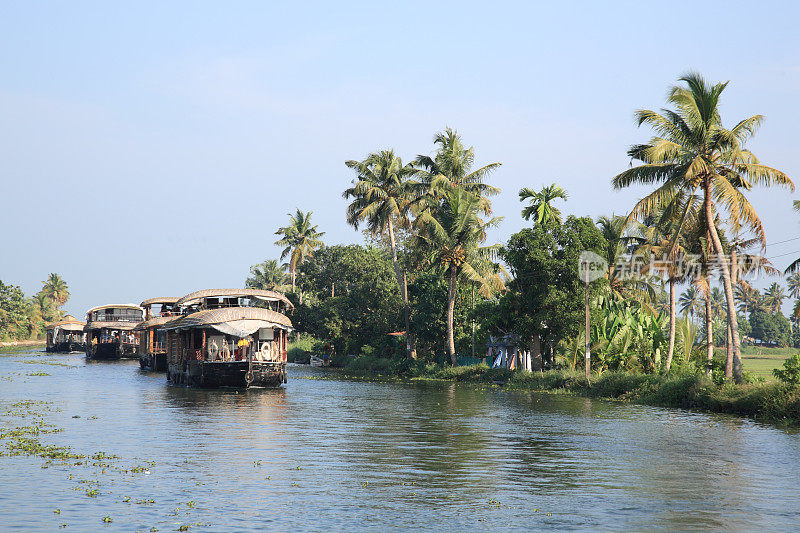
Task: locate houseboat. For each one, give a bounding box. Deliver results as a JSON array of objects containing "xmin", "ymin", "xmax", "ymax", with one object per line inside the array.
[
  {"xmin": 45, "ymin": 315, "xmax": 87, "ymax": 353},
  {"xmin": 84, "ymin": 304, "xmax": 144, "ymax": 360},
  {"xmin": 164, "ymin": 289, "xmax": 292, "ymax": 388},
  {"xmin": 135, "ymin": 297, "xmax": 179, "ymax": 371}
]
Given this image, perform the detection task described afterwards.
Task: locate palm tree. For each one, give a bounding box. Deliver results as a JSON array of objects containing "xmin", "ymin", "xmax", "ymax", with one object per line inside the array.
[
  {"xmin": 787, "ymin": 272, "xmax": 800, "ymax": 300},
  {"xmin": 612, "ymin": 73, "xmax": 794, "ymax": 383},
  {"xmin": 413, "ymin": 188, "xmax": 503, "ymax": 364},
  {"xmin": 679, "ymin": 287, "xmax": 702, "ymax": 321},
  {"xmin": 596, "ymin": 215, "xmax": 652, "ymax": 302},
  {"xmin": 763, "ymin": 282, "xmax": 786, "ymax": 313},
  {"xmin": 246, "ymin": 260, "xmax": 289, "ymax": 293},
  {"xmin": 41, "ymin": 273, "xmax": 69, "ymax": 308},
  {"xmin": 343, "ymin": 149, "xmax": 417, "ymax": 358},
  {"xmin": 519, "ymin": 184, "xmax": 568, "ymax": 226},
  {"xmin": 274, "ymin": 209, "xmax": 325, "ymax": 293},
  {"xmin": 412, "ymin": 127, "xmax": 501, "ymax": 215}
]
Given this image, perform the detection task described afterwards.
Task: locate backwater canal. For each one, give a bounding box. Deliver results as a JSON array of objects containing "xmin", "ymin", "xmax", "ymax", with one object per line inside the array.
[{"xmin": 1, "ymin": 348, "xmax": 799, "ymax": 531}]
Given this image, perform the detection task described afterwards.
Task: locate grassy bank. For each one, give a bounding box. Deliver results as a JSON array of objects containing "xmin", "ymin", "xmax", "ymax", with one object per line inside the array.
[
  {"xmin": 327, "ymin": 356, "xmax": 800, "ymax": 426},
  {"xmin": 0, "ymin": 340, "xmax": 45, "ymax": 348}
]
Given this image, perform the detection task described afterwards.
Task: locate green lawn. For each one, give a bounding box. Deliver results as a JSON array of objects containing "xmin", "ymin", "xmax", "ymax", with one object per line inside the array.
[{"xmin": 717, "ymin": 346, "xmax": 796, "ymax": 381}]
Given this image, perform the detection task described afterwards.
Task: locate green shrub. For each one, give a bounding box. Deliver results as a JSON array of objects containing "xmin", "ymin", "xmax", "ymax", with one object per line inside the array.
[{"xmin": 773, "ymin": 353, "xmax": 800, "ymax": 386}]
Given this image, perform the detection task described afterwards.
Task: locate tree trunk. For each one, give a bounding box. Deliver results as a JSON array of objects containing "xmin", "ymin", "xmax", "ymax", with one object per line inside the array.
[
  {"xmin": 705, "ymin": 289, "xmax": 713, "ymax": 379},
  {"xmin": 291, "ymin": 268, "xmax": 296, "ymax": 293},
  {"xmin": 704, "ymin": 181, "xmax": 744, "ymax": 384},
  {"xmin": 665, "ymin": 280, "xmax": 676, "ymax": 372},
  {"xmin": 387, "ymin": 218, "xmax": 414, "ymax": 360},
  {"xmin": 531, "ymin": 335, "xmax": 542, "ymax": 371},
  {"xmin": 584, "ymin": 276, "xmax": 591, "ymax": 382},
  {"xmin": 446, "ymin": 267, "xmax": 457, "ymax": 365},
  {"xmin": 725, "ymin": 320, "xmax": 733, "ymax": 380},
  {"xmin": 725, "ymin": 248, "xmax": 738, "ymax": 380}
]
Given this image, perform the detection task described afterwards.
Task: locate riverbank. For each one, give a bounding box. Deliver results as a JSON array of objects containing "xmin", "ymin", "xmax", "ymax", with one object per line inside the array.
[
  {"xmin": 0, "ymin": 339, "xmax": 45, "ymax": 348},
  {"xmin": 323, "ymin": 359, "xmax": 800, "ymax": 427}
]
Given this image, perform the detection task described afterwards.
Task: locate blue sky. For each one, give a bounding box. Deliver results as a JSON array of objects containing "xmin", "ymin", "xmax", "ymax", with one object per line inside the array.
[{"xmin": 1, "ymin": 1, "xmax": 799, "ymax": 317}]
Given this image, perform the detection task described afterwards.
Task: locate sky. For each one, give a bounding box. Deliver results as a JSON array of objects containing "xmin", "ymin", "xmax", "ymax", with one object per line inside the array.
[{"xmin": 1, "ymin": 1, "xmax": 799, "ymax": 318}]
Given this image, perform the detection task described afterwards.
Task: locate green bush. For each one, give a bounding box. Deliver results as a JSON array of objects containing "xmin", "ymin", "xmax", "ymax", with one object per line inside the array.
[{"xmin": 773, "ymin": 353, "xmax": 800, "ymax": 386}]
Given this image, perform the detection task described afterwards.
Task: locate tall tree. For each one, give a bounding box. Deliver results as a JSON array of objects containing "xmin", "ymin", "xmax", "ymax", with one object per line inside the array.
[
  {"xmin": 612, "ymin": 72, "xmax": 794, "ymax": 383},
  {"xmin": 519, "ymin": 184, "xmax": 569, "ymax": 226},
  {"xmin": 274, "ymin": 209, "xmax": 325, "ymax": 293},
  {"xmin": 41, "ymin": 273, "xmax": 69, "ymax": 308},
  {"xmin": 245, "ymin": 260, "xmax": 289, "ymax": 293},
  {"xmin": 787, "ymin": 272, "xmax": 800, "ymax": 300},
  {"xmin": 764, "ymin": 282, "xmax": 786, "ymax": 313},
  {"xmin": 412, "ymin": 127, "xmax": 501, "ymax": 215},
  {"xmin": 413, "ymin": 189, "xmax": 503, "ymax": 363},
  {"xmin": 679, "ymin": 287, "xmax": 702, "ymax": 321},
  {"xmin": 343, "ymin": 150, "xmax": 417, "ymax": 358}
]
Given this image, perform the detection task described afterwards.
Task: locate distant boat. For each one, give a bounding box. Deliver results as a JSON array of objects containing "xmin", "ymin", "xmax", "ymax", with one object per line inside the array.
[
  {"xmin": 84, "ymin": 304, "xmax": 144, "ymax": 360},
  {"xmin": 45, "ymin": 315, "xmax": 87, "ymax": 353},
  {"xmin": 309, "ymin": 355, "xmax": 329, "ymax": 367},
  {"xmin": 135, "ymin": 297, "xmax": 180, "ymax": 371},
  {"xmin": 163, "ymin": 289, "xmax": 293, "ymax": 388}
]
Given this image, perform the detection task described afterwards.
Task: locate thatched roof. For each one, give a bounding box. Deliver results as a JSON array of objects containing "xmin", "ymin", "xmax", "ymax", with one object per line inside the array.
[
  {"xmin": 45, "ymin": 315, "xmax": 86, "ymax": 331},
  {"xmin": 163, "ymin": 307, "xmax": 292, "ymax": 330},
  {"xmin": 86, "ymin": 303, "xmax": 143, "ymax": 314},
  {"xmin": 133, "ymin": 316, "xmax": 176, "ymax": 331},
  {"xmin": 176, "ymin": 289, "xmax": 293, "ymax": 309},
  {"xmin": 84, "ymin": 321, "xmax": 140, "ymax": 332},
  {"xmin": 139, "ymin": 297, "xmax": 180, "ymax": 307}
]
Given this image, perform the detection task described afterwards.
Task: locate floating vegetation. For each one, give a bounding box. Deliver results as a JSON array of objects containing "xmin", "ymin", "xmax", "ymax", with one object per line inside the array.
[
  {"xmin": 102, "ymin": 516, "xmax": 112, "ymax": 523},
  {"xmin": 26, "ymin": 372, "xmax": 50, "ymax": 376},
  {"xmin": 54, "ymin": 508, "xmax": 61, "ymax": 514},
  {"xmin": 86, "ymin": 488, "xmax": 99, "ymax": 497}
]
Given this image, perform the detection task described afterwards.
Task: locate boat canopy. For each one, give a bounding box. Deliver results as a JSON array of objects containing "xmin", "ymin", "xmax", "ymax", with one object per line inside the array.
[
  {"xmin": 175, "ymin": 289, "xmax": 293, "ymax": 310},
  {"xmin": 139, "ymin": 297, "xmax": 180, "ymax": 307},
  {"xmin": 133, "ymin": 316, "xmax": 176, "ymax": 331},
  {"xmin": 45, "ymin": 315, "xmax": 86, "ymax": 331},
  {"xmin": 84, "ymin": 321, "xmax": 140, "ymax": 332},
  {"xmin": 86, "ymin": 304, "xmax": 143, "ymax": 314},
  {"xmin": 163, "ymin": 307, "xmax": 292, "ymax": 338}
]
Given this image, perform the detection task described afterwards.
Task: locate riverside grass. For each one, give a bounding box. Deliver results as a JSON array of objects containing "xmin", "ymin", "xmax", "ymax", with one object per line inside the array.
[{"xmin": 331, "ymin": 357, "xmax": 800, "ymax": 427}]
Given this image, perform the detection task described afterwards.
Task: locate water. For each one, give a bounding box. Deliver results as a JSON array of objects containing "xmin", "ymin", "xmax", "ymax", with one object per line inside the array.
[{"xmin": 1, "ymin": 348, "xmax": 799, "ymax": 532}]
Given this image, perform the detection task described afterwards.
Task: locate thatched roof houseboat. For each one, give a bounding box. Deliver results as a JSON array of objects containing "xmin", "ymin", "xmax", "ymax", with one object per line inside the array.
[
  {"xmin": 84, "ymin": 304, "xmax": 144, "ymax": 360},
  {"xmin": 164, "ymin": 289, "xmax": 293, "ymax": 388},
  {"xmin": 135, "ymin": 297, "xmax": 179, "ymax": 371},
  {"xmin": 45, "ymin": 315, "xmax": 87, "ymax": 353}
]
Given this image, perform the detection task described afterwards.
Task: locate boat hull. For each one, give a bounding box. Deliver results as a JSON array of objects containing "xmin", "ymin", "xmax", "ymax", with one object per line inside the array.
[
  {"xmin": 46, "ymin": 342, "xmax": 86, "ymax": 353},
  {"xmin": 139, "ymin": 353, "xmax": 167, "ymax": 372},
  {"xmin": 167, "ymin": 360, "xmax": 286, "ymax": 388},
  {"xmin": 86, "ymin": 342, "xmax": 138, "ymax": 360}
]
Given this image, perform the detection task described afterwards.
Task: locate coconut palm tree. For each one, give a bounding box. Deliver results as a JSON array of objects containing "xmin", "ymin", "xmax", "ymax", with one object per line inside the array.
[
  {"xmin": 612, "ymin": 72, "xmax": 794, "ymax": 383},
  {"xmin": 274, "ymin": 209, "xmax": 325, "ymax": 293},
  {"xmin": 763, "ymin": 282, "xmax": 786, "ymax": 313},
  {"xmin": 343, "ymin": 149, "xmax": 417, "ymax": 358},
  {"xmin": 246, "ymin": 260, "xmax": 289, "ymax": 293},
  {"xmin": 412, "ymin": 128, "xmax": 501, "ymax": 215},
  {"xmin": 413, "ymin": 188, "xmax": 503, "ymax": 364},
  {"xmin": 596, "ymin": 215, "xmax": 653, "ymax": 303},
  {"xmin": 519, "ymin": 184, "xmax": 568, "ymax": 226},
  {"xmin": 679, "ymin": 287, "xmax": 702, "ymax": 321},
  {"xmin": 41, "ymin": 273, "xmax": 69, "ymax": 308},
  {"xmin": 787, "ymin": 272, "xmax": 800, "ymax": 300}
]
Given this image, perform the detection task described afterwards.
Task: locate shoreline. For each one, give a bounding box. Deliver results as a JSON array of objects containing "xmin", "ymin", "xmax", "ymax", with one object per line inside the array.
[
  {"xmin": 0, "ymin": 340, "xmax": 45, "ymax": 348},
  {"xmin": 315, "ymin": 364, "xmax": 800, "ymax": 428}
]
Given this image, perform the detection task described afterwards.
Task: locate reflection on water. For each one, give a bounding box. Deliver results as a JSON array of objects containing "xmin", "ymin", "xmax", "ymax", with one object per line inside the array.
[{"xmin": 1, "ymin": 349, "xmax": 800, "ymax": 531}]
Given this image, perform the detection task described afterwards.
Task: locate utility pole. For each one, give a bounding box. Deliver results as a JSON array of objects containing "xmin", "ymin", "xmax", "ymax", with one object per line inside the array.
[{"xmin": 584, "ymin": 259, "xmax": 591, "ymax": 382}]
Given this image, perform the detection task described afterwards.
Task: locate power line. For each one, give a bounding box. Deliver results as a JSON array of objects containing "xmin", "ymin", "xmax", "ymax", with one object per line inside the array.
[{"xmin": 765, "ymin": 235, "xmax": 800, "ymax": 247}]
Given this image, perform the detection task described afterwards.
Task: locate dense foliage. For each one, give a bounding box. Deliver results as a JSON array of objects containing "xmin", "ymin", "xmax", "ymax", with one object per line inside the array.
[{"xmin": 0, "ymin": 274, "xmax": 69, "ymax": 341}]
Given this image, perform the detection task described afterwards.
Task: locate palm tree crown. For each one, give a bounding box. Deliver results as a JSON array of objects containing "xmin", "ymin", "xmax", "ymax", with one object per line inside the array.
[
  {"xmin": 246, "ymin": 260, "xmax": 289, "ymax": 293},
  {"xmin": 519, "ymin": 184, "xmax": 568, "ymax": 226},
  {"xmin": 274, "ymin": 209, "xmax": 325, "ymax": 292},
  {"xmin": 41, "ymin": 273, "xmax": 69, "ymax": 307},
  {"xmin": 413, "ymin": 128, "xmax": 501, "ymax": 215}
]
